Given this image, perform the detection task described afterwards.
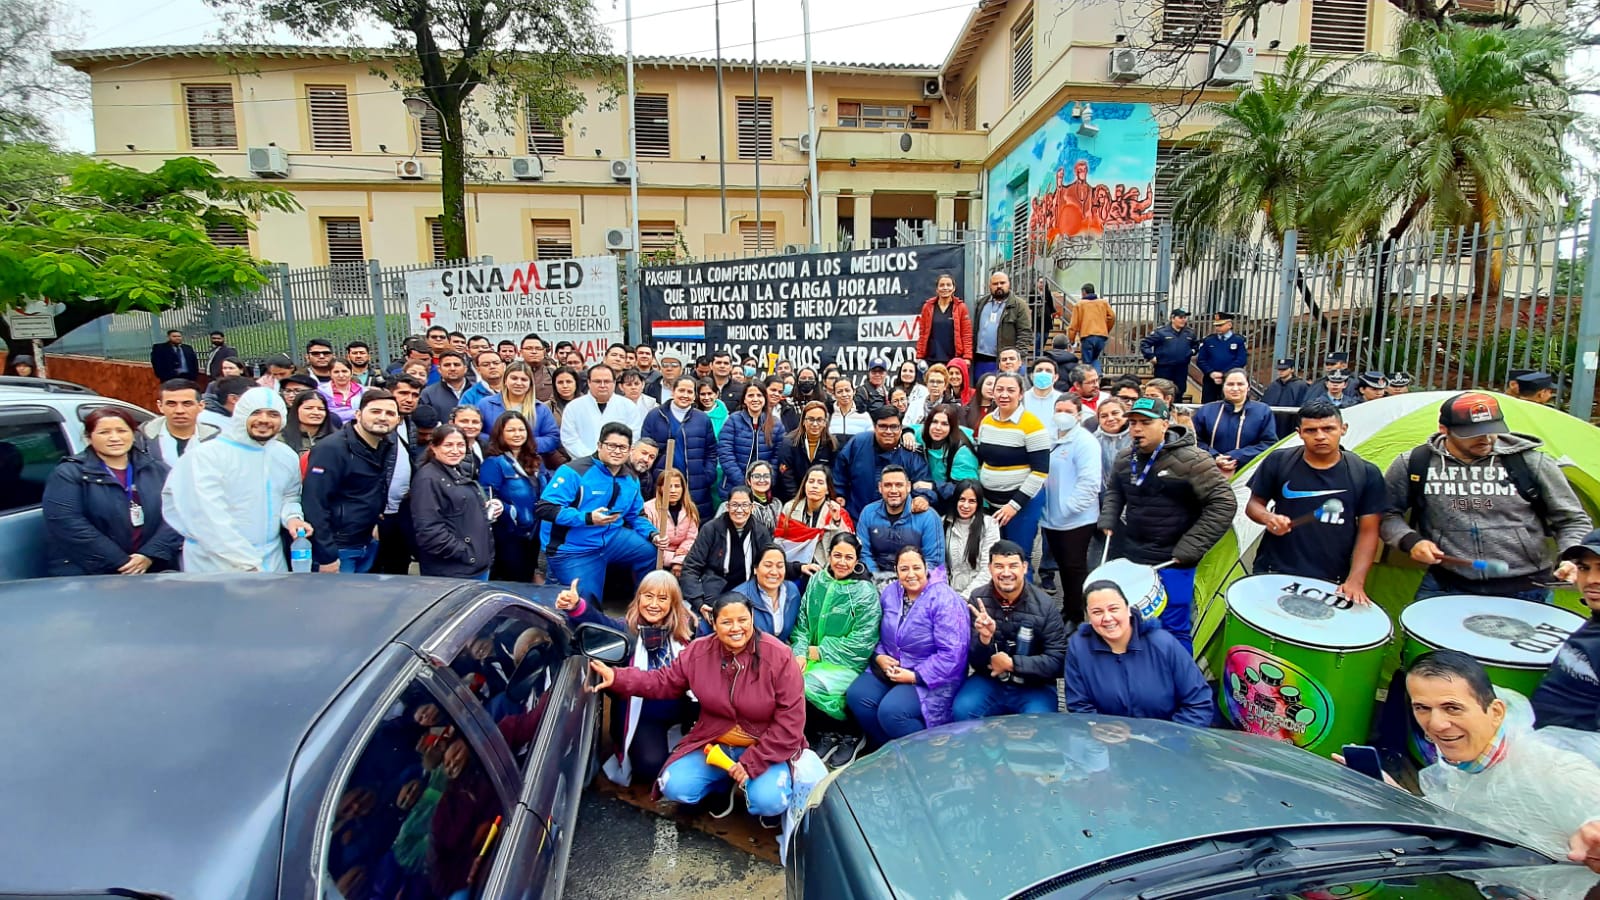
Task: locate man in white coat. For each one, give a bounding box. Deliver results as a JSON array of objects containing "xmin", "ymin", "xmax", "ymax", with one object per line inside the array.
[
  {"xmin": 560, "ymin": 363, "xmax": 642, "ymax": 459},
  {"xmin": 164, "ymin": 387, "xmax": 312, "ymax": 572}
]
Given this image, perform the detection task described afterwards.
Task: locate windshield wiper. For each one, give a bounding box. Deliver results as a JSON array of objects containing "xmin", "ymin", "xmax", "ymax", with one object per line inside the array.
[{"xmin": 1013, "ymin": 826, "xmax": 1547, "ymax": 900}]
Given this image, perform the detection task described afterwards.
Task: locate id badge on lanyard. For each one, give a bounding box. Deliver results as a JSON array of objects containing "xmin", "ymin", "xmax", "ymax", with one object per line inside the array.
[{"xmin": 110, "ymin": 463, "xmax": 143, "ymax": 526}]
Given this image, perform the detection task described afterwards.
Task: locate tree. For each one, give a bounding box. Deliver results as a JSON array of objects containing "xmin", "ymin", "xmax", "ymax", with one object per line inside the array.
[
  {"xmin": 0, "ymin": 0, "xmax": 87, "ymax": 142},
  {"xmin": 209, "ymin": 0, "xmax": 621, "ymax": 260},
  {"xmin": 0, "ymin": 145, "xmax": 300, "ymax": 355}
]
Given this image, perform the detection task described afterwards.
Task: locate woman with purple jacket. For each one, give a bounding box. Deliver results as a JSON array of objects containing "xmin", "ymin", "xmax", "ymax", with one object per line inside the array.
[{"xmin": 845, "ymin": 545, "xmax": 971, "ymax": 748}]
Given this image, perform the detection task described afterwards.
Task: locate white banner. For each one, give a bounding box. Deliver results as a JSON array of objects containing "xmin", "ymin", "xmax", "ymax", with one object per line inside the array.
[{"xmin": 405, "ymin": 256, "xmax": 622, "ymax": 360}]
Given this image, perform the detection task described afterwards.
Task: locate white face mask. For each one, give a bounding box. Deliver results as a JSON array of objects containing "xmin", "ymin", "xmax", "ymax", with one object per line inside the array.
[{"xmin": 1053, "ymin": 412, "xmax": 1078, "ymax": 435}]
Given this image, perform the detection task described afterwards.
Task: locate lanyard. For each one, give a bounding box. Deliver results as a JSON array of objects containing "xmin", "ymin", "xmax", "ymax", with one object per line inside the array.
[
  {"xmin": 105, "ymin": 461, "xmax": 138, "ymax": 504},
  {"xmin": 1130, "ymin": 447, "xmax": 1162, "ymax": 487}
]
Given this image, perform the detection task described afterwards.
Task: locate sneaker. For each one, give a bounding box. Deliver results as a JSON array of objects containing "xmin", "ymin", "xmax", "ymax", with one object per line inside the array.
[
  {"xmin": 829, "ymin": 734, "xmax": 865, "ymax": 769},
  {"xmin": 811, "ymin": 732, "xmax": 842, "ymax": 763}
]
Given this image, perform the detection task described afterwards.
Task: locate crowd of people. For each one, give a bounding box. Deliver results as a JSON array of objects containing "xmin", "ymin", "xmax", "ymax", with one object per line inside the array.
[{"xmin": 27, "ymin": 277, "xmax": 1596, "ymax": 869}]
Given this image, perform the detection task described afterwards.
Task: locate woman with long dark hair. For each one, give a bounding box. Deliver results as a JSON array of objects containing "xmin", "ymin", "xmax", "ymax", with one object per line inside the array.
[
  {"xmin": 695, "ymin": 379, "xmax": 729, "ymax": 437},
  {"xmin": 43, "ymin": 406, "xmax": 180, "ymax": 575},
  {"xmin": 777, "ymin": 401, "xmax": 836, "ymax": 501},
  {"xmin": 917, "ymin": 404, "xmax": 980, "ymax": 513},
  {"xmin": 410, "ymin": 424, "xmax": 499, "ymax": 579},
  {"xmin": 791, "ymin": 531, "xmax": 880, "ymax": 765},
  {"xmin": 793, "ymin": 367, "xmax": 827, "ymax": 411},
  {"xmin": 644, "ymin": 468, "xmax": 700, "ymax": 576},
  {"xmin": 943, "ymin": 480, "xmax": 999, "ymax": 598},
  {"xmin": 775, "ymin": 464, "xmax": 853, "ymax": 577},
  {"xmin": 963, "ymin": 372, "xmax": 998, "ymax": 431},
  {"xmin": 281, "ymin": 389, "xmax": 338, "ymax": 453},
  {"xmin": 317, "ymin": 359, "xmax": 366, "ymax": 423},
  {"xmin": 718, "ymin": 381, "xmax": 786, "ymax": 493},
  {"xmin": 680, "ymin": 484, "xmax": 773, "ymax": 609},
  {"xmin": 478, "ymin": 411, "xmax": 545, "ymax": 581}
]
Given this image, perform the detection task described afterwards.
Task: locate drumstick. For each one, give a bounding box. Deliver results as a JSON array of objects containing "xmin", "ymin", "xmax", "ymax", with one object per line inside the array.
[
  {"xmin": 1438, "ymin": 555, "xmax": 1511, "ymax": 576},
  {"xmin": 1286, "ymin": 498, "xmax": 1343, "ymax": 530},
  {"xmin": 1151, "ymin": 560, "xmax": 1177, "ymax": 571}
]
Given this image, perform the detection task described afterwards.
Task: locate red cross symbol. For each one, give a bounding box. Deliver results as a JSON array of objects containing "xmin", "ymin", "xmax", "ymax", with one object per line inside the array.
[{"xmin": 418, "ymin": 303, "xmax": 437, "ymax": 327}]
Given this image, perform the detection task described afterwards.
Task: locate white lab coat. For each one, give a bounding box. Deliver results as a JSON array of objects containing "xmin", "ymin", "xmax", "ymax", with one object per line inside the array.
[
  {"xmin": 163, "ymin": 387, "xmax": 305, "ymax": 572},
  {"xmin": 559, "ymin": 393, "xmax": 643, "ymax": 458},
  {"xmin": 1419, "ymin": 689, "xmax": 1600, "ymax": 863}
]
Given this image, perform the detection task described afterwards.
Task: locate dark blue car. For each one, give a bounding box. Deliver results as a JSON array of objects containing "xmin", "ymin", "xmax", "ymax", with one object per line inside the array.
[{"xmin": 0, "ymin": 573, "xmax": 626, "ymax": 898}]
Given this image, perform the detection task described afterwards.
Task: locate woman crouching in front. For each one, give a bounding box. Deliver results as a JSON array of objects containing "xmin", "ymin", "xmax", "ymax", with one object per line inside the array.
[{"xmin": 588, "ymin": 591, "xmax": 806, "ymax": 817}]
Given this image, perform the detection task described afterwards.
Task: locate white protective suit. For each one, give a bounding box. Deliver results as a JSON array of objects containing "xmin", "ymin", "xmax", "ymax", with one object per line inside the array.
[
  {"xmin": 163, "ymin": 387, "xmax": 304, "ymax": 572},
  {"xmin": 1419, "ymin": 689, "xmax": 1600, "ymax": 863}
]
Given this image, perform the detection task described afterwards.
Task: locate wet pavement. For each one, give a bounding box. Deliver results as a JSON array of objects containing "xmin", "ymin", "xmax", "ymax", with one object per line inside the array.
[{"xmin": 564, "ymin": 787, "xmax": 785, "ymax": 899}]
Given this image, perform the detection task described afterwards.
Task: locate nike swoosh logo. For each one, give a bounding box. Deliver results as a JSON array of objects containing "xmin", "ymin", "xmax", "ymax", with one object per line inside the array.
[{"xmin": 1281, "ymin": 485, "xmax": 1347, "ymax": 500}]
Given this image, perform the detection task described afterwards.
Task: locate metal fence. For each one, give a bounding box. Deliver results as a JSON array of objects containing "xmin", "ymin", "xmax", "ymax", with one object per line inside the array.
[{"xmin": 49, "ymin": 207, "xmax": 1600, "ymax": 417}]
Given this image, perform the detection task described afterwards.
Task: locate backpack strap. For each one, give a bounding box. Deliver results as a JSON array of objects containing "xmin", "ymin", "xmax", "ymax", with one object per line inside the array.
[
  {"xmin": 1502, "ymin": 450, "xmax": 1551, "ymax": 527},
  {"xmin": 1405, "ymin": 445, "xmax": 1431, "ymax": 534}
]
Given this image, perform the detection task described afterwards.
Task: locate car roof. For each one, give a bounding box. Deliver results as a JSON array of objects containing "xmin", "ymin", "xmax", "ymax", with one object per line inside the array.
[
  {"xmin": 0, "ymin": 376, "xmax": 101, "ymax": 397},
  {"xmin": 829, "ymin": 715, "xmax": 1504, "ymax": 898},
  {"xmin": 0, "ymin": 573, "xmax": 463, "ymax": 896}
]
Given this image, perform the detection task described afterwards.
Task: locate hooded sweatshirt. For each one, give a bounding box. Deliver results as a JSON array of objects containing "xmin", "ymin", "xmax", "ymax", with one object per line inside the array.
[
  {"xmin": 1063, "ymin": 613, "xmax": 1214, "ymax": 727},
  {"xmin": 163, "ymin": 387, "xmax": 304, "ymax": 572},
  {"xmin": 1379, "ymin": 432, "xmax": 1592, "ymax": 586}
]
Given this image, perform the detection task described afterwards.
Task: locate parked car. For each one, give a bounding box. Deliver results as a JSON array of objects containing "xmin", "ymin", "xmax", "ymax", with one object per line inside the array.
[
  {"xmin": 0, "ymin": 376, "xmax": 153, "ymax": 579},
  {"xmin": 787, "ymin": 714, "xmax": 1588, "ymax": 900},
  {"xmin": 0, "ymin": 573, "xmax": 628, "ymax": 898}
]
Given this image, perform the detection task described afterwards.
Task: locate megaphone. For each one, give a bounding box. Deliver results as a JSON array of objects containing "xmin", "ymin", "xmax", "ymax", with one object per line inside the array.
[{"xmin": 703, "ymin": 743, "xmax": 737, "ymax": 772}]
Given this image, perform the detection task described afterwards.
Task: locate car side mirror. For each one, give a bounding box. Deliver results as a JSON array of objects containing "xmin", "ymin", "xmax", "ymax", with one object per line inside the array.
[{"xmin": 575, "ymin": 622, "xmax": 629, "ymax": 665}]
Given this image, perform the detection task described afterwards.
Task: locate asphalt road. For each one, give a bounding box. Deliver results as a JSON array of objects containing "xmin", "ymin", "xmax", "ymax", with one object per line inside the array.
[{"xmin": 564, "ymin": 789, "xmax": 785, "ymax": 899}]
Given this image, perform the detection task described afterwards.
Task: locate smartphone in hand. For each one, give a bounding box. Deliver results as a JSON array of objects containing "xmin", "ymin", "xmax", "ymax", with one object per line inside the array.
[{"xmin": 1341, "ymin": 744, "xmax": 1385, "ymax": 781}]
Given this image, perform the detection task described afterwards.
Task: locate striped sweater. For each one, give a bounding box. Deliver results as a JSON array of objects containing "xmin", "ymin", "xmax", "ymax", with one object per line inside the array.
[{"xmin": 974, "ymin": 406, "xmax": 1051, "ymax": 511}]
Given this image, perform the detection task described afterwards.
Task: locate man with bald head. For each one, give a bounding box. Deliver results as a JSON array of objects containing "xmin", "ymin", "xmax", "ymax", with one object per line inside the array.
[{"xmin": 971, "ymin": 270, "xmax": 1033, "ymax": 381}]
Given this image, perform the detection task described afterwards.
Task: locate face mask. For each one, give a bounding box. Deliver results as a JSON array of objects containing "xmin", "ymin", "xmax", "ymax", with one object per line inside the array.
[
  {"xmin": 1053, "ymin": 412, "xmax": 1078, "ymax": 433},
  {"xmin": 743, "ymin": 366, "xmax": 757, "ymax": 378},
  {"xmin": 1032, "ymin": 372, "xmax": 1054, "ymax": 390},
  {"xmin": 782, "ymin": 384, "xmax": 793, "ymax": 396},
  {"xmin": 798, "ymin": 380, "xmax": 816, "ymax": 392}
]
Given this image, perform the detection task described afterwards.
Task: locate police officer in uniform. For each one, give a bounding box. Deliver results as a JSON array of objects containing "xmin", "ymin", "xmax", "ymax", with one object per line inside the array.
[
  {"xmin": 1139, "ymin": 308, "xmax": 1199, "ymax": 400},
  {"xmin": 1195, "ymin": 312, "xmax": 1247, "ymax": 405}
]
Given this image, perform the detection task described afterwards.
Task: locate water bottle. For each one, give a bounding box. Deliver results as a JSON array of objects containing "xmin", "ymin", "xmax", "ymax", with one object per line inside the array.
[
  {"xmin": 290, "ymin": 529, "xmax": 313, "ymax": 573},
  {"xmin": 1016, "ymin": 624, "xmax": 1035, "ymax": 658}
]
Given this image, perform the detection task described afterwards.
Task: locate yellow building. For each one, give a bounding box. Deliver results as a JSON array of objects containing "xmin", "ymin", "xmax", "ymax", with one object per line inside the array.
[{"xmin": 55, "ymin": 1, "xmax": 1546, "ymax": 270}]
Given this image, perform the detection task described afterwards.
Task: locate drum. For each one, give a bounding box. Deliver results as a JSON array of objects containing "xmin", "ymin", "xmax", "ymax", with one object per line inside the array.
[
  {"xmin": 1399, "ymin": 595, "xmax": 1585, "ymax": 764},
  {"xmin": 1084, "ymin": 558, "xmax": 1166, "ymax": 622},
  {"xmin": 1219, "ymin": 574, "xmax": 1394, "ymax": 757}
]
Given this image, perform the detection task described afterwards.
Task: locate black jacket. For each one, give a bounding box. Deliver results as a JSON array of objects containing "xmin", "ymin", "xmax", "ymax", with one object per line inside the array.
[
  {"xmin": 967, "ymin": 581, "xmax": 1070, "ymax": 689},
  {"xmin": 301, "ymin": 423, "xmax": 400, "ymax": 565},
  {"xmin": 1531, "ymin": 616, "xmax": 1600, "ymax": 732},
  {"xmin": 41, "ymin": 448, "xmax": 181, "ymax": 575},
  {"xmin": 150, "ymin": 341, "xmax": 199, "ymax": 381},
  {"xmin": 409, "ymin": 458, "xmax": 494, "ymax": 577},
  {"xmin": 1099, "ymin": 425, "xmax": 1237, "ymax": 566},
  {"xmin": 776, "ymin": 434, "xmax": 837, "ymax": 501},
  {"xmin": 679, "ymin": 514, "xmax": 774, "ymax": 608}
]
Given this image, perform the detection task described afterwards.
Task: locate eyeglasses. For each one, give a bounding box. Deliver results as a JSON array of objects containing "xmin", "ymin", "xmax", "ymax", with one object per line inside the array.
[
  {"xmin": 600, "ymin": 442, "xmax": 631, "ymax": 452},
  {"xmin": 749, "ymin": 472, "xmax": 771, "ymax": 481},
  {"xmin": 308, "ymin": 350, "xmax": 332, "ymax": 356},
  {"xmin": 726, "ymin": 502, "xmax": 753, "ymax": 510},
  {"xmin": 804, "ymin": 417, "xmax": 826, "ymax": 425}
]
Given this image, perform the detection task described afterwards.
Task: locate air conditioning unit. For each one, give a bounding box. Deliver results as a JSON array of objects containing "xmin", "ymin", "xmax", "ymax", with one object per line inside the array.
[
  {"xmin": 604, "ymin": 227, "xmax": 634, "ymax": 251},
  {"xmin": 610, "ymin": 158, "xmax": 636, "ymax": 181},
  {"xmin": 921, "ymin": 78, "xmax": 943, "ymax": 99},
  {"xmin": 782, "ymin": 243, "xmax": 807, "ymax": 255},
  {"xmin": 797, "ymin": 133, "xmax": 813, "ymax": 153},
  {"xmin": 1108, "ymin": 47, "xmax": 1153, "ymax": 82},
  {"xmin": 1209, "ymin": 40, "xmax": 1257, "ymax": 85},
  {"xmin": 395, "ymin": 158, "xmax": 425, "ymax": 179},
  {"xmin": 247, "ymin": 146, "xmax": 289, "ymax": 178},
  {"xmin": 510, "ymin": 156, "xmax": 545, "ymax": 180}
]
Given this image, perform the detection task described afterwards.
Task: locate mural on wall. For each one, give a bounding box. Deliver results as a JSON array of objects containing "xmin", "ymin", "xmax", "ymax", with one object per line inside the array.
[{"xmin": 986, "ymin": 100, "xmax": 1158, "ymax": 268}]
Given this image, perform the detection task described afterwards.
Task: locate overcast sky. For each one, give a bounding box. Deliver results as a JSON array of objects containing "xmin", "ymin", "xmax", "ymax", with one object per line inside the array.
[{"xmin": 51, "ymin": 0, "xmax": 974, "ymax": 150}]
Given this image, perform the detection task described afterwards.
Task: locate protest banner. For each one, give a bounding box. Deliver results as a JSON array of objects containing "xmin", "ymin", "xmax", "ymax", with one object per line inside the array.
[
  {"xmin": 406, "ymin": 256, "xmax": 622, "ymax": 360},
  {"xmin": 638, "ymin": 244, "xmax": 965, "ymax": 371}
]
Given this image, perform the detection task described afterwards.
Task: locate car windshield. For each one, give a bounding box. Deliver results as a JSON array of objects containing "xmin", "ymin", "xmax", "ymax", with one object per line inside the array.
[{"xmin": 1016, "ymin": 825, "xmax": 1552, "ymax": 900}]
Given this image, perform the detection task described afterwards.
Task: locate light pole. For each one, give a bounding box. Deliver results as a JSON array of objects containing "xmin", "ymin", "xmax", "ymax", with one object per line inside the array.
[{"xmin": 802, "ymin": 0, "xmax": 820, "ymax": 248}]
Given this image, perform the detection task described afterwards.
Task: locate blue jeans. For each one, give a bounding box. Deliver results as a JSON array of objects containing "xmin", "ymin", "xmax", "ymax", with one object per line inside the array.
[
  {"xmin": 952, "ymin": 676, "xmax": 1058, "ymax": 720},
  {"xmin": 999, "ymin": 492, "xmax": 1045, "ymax": 582},
  {"xmin": 658, "ymin": 745, "xmax": 791, "ymax": 816},
  {"xmin": 1415, "ymin": 572, "xmax": 1553, "ymax": 604},
  {"xmin": 327, "ymin": 540, "xmax": 378, "ymax": 574},
  {"xmin": 1155, "ymin": 565, "xmax": 1195, "ymax": 653},
  {"xmin": 1079, "ymin": 336, "xmax": 1108, "ymax": 372},
  {"xmin": 547, "ymin": 528, "xmax": 659, "ymax": 606},
  {"xmin": 845, "ymin": 670, "xmax": 926, "ymax": 748}
]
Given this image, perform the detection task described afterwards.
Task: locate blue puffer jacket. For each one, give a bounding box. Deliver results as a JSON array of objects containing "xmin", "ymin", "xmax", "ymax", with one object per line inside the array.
[
  {"xmin": 832, "ymin": 431, "xmax": 936, "ymax": 521},
  {"xmin": 1063, "ymin": 614, "xmax": 1214, "ymax": 727},
  {"xmin": 733, "ymin": 577, "xmax": 802, "ymax": 643},
  {"xmin": 477, "ymin": 453, "xmax": 547, "ymax": 537},
  {"xmin": 642, "ymin": 404, "xmax": 718, "ymax": 519},
  {"xmin": 535, "ymin": 455, "xmax": 656, "ymax": 555},
  {"xmin": 716, "ymin": 410, "xmax": 786, "ymax": 493},
  {"xmin": 1190, "ymin": 399, "xmax": 1278, "ymax": 467},
  {"xmin": 476, "ymin": 395, "xmax": 561, "ymax": 456}
]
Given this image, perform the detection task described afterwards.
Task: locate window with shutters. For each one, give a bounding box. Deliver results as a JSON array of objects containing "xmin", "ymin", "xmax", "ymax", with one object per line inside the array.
[
  {"xmin": 1152, "ymin": 142, "xmax": 1198, "ymax": 224},
  {"xmin": 635, "ymin": 93, "xmax": 670, "ymax": 158},
  {"xmin": 207, "ymin": 222, "xmax": 249, "ymax": 248},
  {"xmin": 1161, "ymin": 0, "xmax": 1224, "ymax": 44},
  {"xmin": 736, "ymin": 96, "xmax": 774, "ymax": 160},
  {"xmin": 532, "ymin": 220, "xmax": 574, "ymax": 260},
  {"xmin": 322, "ymin": 217, "xmax": 366, "ymax": 294},
  {"xmin": 1010, "ymin": 9, "xmax": 1034, "ymax": 101},
  {"xmin": 960, "ymin": 84, "xmax": 978, "ymax": 131},
  {"xmin": 639, "ymin": 221, "xmax": 678, "ymax": 256},
  {"xmin": 1309, "ymin": 0, "xmax": 1369, "ymax": 53},
  {"xmin": 1456, "ymin": 0, "xmax": 1496, "ymax": 10},
  {"xmin": 307, "ymin": 85, "xmax": 353, "ymax": 152},
  {"xmin": 1011, "ymin": 199, "xmax": 1032, "ymax": 263},
  {"xmin": 184, "ymin": 85, "xmax": 237, "ymax": 149},
  {"xmin": 836, "ymin": 102, "xmax": 931, "ymax": 130},
  {"xmin": 740, "ymin": 221, "xmax": 775, "ymax": 254},
  {"xmin": 418, "ymin": 106, "xmax": 444, "ymax": 153},
  {"xmin": 525, "ymin": 102, "xmax": 565, "ymax": 155},
  {"xmin": 427, "ymin": 217, "xmax": 447, "ymax": 261}
]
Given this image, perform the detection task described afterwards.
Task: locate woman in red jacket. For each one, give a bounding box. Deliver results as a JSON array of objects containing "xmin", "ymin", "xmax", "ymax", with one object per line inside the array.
[
  {"xmin": 589, "ymin": 591, "xmax": 806, "ymax": 816},
  {"xmin": 916, "ymin": 273, "xmax": 972, "ymax": 364}
]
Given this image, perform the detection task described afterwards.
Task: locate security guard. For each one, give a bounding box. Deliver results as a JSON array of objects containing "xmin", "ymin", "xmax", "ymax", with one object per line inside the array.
[
  {"xmin": 1195, "ymin": 312, "xmax": 1247, "ymax": 404},
  {"xmin": 1139, "ymin": 308, "xmax": 1199, "ymax": 398}
]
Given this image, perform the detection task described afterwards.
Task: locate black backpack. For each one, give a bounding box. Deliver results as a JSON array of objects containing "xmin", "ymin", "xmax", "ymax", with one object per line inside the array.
[{"xmin": 1403, "ymin": 444, "xmax": 1549, "ymax": 533}]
